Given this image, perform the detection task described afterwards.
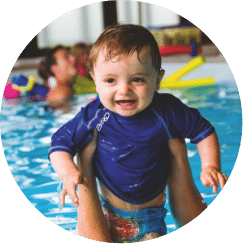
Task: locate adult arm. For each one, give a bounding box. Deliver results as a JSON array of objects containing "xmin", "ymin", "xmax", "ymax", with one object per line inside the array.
[
  {"xmin": 167, "ymin": 138, "xmax": 207, "ymax": 227},
  {"xmin": 76, "ymin": 131, "xmax": 112, "ymax": 242}
]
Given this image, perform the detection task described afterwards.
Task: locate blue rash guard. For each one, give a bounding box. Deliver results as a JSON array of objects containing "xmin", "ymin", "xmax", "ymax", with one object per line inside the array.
[{"xmin": 49, "ymin": 92, "xmax": 215, "ymax": 204}]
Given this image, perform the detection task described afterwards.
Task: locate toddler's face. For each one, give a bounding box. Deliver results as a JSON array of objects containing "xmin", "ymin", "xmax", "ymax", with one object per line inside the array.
[{"xmin": 91, "ymin": 47, "xmax": 163, "ymax": 117}]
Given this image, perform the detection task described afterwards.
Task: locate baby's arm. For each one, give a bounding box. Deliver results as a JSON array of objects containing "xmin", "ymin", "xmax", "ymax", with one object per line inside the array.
[
  {"xmin": 50, "ymin": 151, "xmax": 84, "ymax": 207},
  {"xmin": 165, "ymin": 94, "xmax": 227, "ymax": 193},
  {"xmin": 49, "ymin": 108, "xmax": 96, "ymax": 207},
  {"xmin": 50, "ymin": 130, "xmax": 97, "ymax": 207},
  {"xmin": 197, "ymin": 131, "xmax": 228, "ymax": 193}
]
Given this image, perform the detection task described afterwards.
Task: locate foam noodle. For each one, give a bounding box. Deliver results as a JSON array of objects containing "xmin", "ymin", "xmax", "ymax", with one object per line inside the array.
[
  {"xmin": 160, "ymin": 78, "xmax": 215, "ymax": 89},
  {"xmin": 160, "ymin": 56, "xmax": 215, "ymax": 88}
]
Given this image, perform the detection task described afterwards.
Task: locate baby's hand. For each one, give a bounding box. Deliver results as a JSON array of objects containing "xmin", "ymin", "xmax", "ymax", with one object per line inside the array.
[
  {"xmin": 61, "ymin": 169, "xmax": 87, "ymax": 207},
  {"xmin": 200, "ymin": 166, "xmax": 228, "ymax": 194}
]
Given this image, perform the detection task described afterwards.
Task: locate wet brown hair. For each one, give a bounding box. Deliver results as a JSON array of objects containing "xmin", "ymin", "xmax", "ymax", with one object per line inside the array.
[{"xmin": 88, "ymin": 24, "xmax": 161, "ymax": 74}]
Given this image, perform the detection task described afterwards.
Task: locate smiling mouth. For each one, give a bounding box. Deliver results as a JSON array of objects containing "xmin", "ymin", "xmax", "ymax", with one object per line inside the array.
[{"xmin": 116, "ymin": 100, "xmax": 137, "ymax": 110}]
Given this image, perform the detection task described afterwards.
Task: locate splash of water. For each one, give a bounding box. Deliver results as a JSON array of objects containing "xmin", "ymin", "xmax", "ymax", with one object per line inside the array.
[
  {"xmin": 202, "ymin": 186, "xmax": 216, "ymax": 199},
  {"xmin": 57, "ymin": 182, "xmax": 63, "ymax": 212}
]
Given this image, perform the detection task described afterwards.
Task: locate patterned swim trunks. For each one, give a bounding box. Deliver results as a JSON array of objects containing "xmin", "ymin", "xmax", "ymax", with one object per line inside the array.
[{"xmin": 99, "ymin": 196, "xmax": 167, "ymax": 243}]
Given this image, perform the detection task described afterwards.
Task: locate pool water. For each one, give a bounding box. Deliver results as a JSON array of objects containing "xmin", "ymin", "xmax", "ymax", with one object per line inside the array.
[{"xmin": 1, "ymin": 80, "xmax": 242, "ymax": 234}]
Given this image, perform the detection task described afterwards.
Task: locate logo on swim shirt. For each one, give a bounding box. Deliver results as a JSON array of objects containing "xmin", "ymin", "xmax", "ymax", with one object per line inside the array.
[{"xmin": 96, "ymin": 112, "xmax": 110, "ymax": 131}]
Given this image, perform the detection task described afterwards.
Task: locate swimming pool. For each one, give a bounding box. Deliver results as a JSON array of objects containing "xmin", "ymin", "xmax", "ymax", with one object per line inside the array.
[{"xmin": 1, "ymin": 63, "xmax": 242, "ymax": 236}]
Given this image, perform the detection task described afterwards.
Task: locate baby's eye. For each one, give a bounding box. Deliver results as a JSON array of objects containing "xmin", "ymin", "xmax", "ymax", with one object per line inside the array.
[
  {"xmin": 133, "ymin": 78, "xmax": 144, "ymax": 83},
  {"xmin": 105, "ymin": 78, "xmax": 115, "ymax": 83}
]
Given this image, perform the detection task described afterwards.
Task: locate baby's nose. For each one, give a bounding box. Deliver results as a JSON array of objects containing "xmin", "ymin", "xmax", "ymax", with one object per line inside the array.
[{"xmin": 119, "ymin": 82, "xmax": 132, "ymax": 95}]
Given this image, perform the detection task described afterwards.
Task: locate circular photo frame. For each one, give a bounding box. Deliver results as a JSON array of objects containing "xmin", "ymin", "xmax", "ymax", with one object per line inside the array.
[{"xmin": 1, "ymin": 1, "xmax": 242, "ymax": 244}]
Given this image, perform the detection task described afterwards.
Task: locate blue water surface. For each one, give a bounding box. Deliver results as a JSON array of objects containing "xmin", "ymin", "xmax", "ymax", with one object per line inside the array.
[{"xmin": 1, "ymin": 81, "xmax": 242, "ymax": 234}]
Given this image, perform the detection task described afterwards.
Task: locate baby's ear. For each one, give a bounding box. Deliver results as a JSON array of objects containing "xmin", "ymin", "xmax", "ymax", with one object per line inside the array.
[
  {"xmin": 156, "ymin": 69, "xmax": 165, "ymax": 91},
  {"xmin": 159, "ymin": 69, "xmax": 165, "ymax": 80},
  {"xmin": 90, "ymin": 72, "xmax": 95, "ymax": 80},
  {"xmin": 50, "ymin": 64, "xmax": 57, "ymax": 75}
]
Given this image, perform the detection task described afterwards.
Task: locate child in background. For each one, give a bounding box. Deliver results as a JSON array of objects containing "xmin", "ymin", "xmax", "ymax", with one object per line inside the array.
[
  {"xmin": 49, "ymin": 24, "xmax": 227, "ymax": 242},
  {"xmin": 71, "ymin": 42, "xmax": 91, "ymax": 79},
  {"xmin": 70, "ymin": 42, "xmax": 96, "ymax": 95}
]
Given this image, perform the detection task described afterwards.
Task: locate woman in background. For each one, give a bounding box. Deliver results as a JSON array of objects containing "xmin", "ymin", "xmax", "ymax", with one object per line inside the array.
[{"xmin": 38, "ymin": 45, "xmax": 77, "ymax": 105}]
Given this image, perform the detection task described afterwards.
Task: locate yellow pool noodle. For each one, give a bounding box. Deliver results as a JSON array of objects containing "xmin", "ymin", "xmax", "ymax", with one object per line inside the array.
[
  {"xmin": 160, "ymin": 77, "xmax": 215, "ymax": 89},
  {"xmin": 162, "ymin": 56, "xmax": 207, "ymax": 84},
  {"xmin": 159, "ymin": 56, "xmax": 215, "ymax": 88}
]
